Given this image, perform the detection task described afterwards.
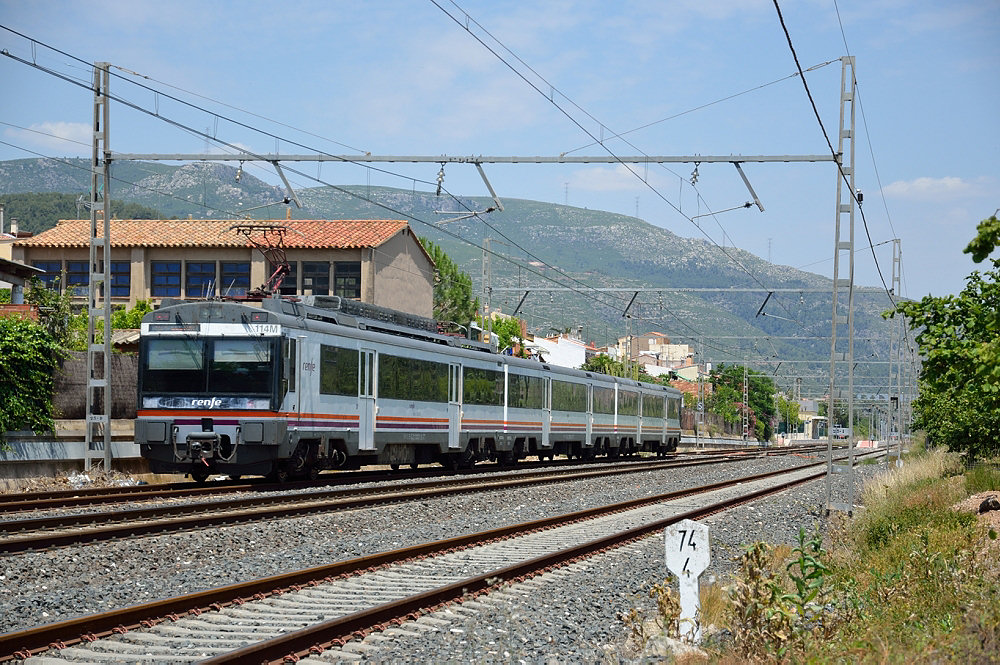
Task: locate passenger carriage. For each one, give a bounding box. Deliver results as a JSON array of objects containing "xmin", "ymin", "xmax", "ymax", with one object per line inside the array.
[{"xmin": 136, "ymin": 296, "xmax": 682, "ymax": 481}]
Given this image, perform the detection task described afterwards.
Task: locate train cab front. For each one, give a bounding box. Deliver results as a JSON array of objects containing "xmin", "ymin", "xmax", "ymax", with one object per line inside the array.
[{"xmin": 136, "ymin": 303, "xmax": 289, "ymax": 483}]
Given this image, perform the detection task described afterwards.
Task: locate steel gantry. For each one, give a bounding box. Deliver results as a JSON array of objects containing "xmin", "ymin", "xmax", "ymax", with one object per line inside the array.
[{"xmin": 95, "ymin": 58, "xmax": 863, "ymax": 487}]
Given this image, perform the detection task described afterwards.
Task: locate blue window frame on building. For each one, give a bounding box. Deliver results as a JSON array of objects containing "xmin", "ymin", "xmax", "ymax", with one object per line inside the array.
[
  {"xmin": 151, "ymin": 261, "xmax": 181, "ymax": 297},
  {"xmin": 31, "ymin": 261, "xmax": 62, "ymax": 291},
  {"xmin": 334, "ymin": 261, "xmax": 361, "ymax": 299},
  {"xmin": 66, "ymin": 261, "xmax": 89, "ymax": 296},
  {"xmin": 186, "ymin": 262, "xmax": 216, "ymax": 298},
  {"xmin": 220, "ymin": 262, "xmax": 250, "ymax": 297},
  {"xmin": 110, "ymin": 261, "xmax": 130, "ymax": 298},
  {"xmin": 302, "ymin": 261, "xmax": 329, "ymax": 296}
]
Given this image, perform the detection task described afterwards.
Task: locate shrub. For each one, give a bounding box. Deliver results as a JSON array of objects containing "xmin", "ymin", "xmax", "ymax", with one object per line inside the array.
[{"xmin": 0, "ymin": 315, "xmax": 63, "ymax": 448}]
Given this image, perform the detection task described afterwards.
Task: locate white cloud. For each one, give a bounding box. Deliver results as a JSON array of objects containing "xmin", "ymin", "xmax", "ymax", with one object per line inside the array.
[
  {"xmin": 881, "ymin": 176, "xmax": 990, "ymax": 201},
  {"xmin": 569, "ymin": 164, "xmax": 671, "ymax": 193},
  {"xmin": 3, "ymin": 121, "xmax": 92, "ymax": 154}
]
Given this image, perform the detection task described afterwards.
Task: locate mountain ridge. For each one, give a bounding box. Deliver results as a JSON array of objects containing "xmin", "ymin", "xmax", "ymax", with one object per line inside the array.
[{"xmin": 0, "ymin": 157, "xmax": 894, "ymax": 392}]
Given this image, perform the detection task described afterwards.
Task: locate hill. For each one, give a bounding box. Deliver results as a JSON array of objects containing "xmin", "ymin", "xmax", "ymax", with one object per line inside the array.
[{"xmin": 0, "ymin": 158, "xmax": 897, "ymax": 393}]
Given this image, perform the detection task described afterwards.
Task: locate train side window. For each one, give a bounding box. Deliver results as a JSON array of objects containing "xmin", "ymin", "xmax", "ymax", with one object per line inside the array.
[
  {"xmin": 462, "ymin": 366, "xmax": 504, "ymax": 406},
  {"xmin": 642, "ymin": 393, "xmax": 665, "ymax": 418},
  {"xmin": 593, "ymin": 386, "xmax": 615, "ymax": 414},
  {"xmin": 667, "ymin": 396, "xmax": 681, "ymax": 420},
  {"xmin": 508, "ymin": 373, "xmax": 545, "ymax": 409},
  {"xmin": 319, "ymin": 345, "xmax": 359, "ymax": 396},
  {"xmin": 379, "ymin": 353, "xmax": 448, "ymax": 402},
  {"xmin": 618, "ymin": 390, "xmax": 639, "ymax": 416},
  {"xmin": 552, "ymin": 379, "xmax": 587, "ymax": 412}
]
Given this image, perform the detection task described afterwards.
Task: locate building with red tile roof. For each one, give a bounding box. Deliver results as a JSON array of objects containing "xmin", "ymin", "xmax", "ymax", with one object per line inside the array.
[{"xmin": 12, "ymin": 219, "xmax": 435, "ymax": 317}]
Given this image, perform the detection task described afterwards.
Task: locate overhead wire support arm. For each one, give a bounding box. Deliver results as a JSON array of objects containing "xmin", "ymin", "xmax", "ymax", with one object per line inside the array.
[
  {"xmin": 622, "ymin": 291, "xmax": 639, "ymax": 318},
  {"xmin": 734, "ymin": 162, "xmax": 765, "ymax": 211},
  {"xmin": 270, "ymin": 161, "xmax": 301, "ymax": 208},
  {"xmin": 756, "ymin": 291, "xmax": 774, "ymax": 317},
  {"xmin": 434, "ymin": 161, "xmax": 505, "ymax": 224},
  {"xmin": 511, "ymin": 290, "xmax": 530, "ymax": 316}
]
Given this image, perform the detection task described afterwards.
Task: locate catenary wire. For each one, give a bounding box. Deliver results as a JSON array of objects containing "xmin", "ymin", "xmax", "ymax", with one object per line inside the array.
[
  {"xmin": 1, "ymin": 28, "xmax": 802, "ymax": 360},
  {"xmin": 771, "ymin": 0, "xmax": 896, "ymax": 311},
  {"xmin": 430, "ymin": 0, "xmax": 810, "ymax": 331}
]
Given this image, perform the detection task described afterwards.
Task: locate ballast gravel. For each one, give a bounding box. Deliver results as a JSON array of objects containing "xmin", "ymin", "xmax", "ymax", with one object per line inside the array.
[{"xmin": 0, "ymin": 451, "xmax": 882, "ymax": 663}]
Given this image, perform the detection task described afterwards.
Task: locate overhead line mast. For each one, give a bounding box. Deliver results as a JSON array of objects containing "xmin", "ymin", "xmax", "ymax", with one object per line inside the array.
[{"xmin": 85, "ymin": 62, "xmax": 112, "ymax": 473}]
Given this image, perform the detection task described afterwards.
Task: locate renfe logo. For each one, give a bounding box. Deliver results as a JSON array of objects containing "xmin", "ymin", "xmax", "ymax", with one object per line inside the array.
[{"xmin": 191, "ymin": 397, "xmax": 224, "ymax": 408}]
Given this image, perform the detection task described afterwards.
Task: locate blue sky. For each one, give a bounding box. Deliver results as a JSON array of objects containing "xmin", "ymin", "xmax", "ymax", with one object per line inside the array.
[{"xmin": 0, "ymin": 0, "xmax": 996, "ymax": 300}]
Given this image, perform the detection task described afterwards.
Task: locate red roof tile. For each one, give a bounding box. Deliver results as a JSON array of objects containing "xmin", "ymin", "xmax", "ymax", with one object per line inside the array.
[{"xmin": 14, "ymin": 219, "xmax": 411, "ymax": 250}]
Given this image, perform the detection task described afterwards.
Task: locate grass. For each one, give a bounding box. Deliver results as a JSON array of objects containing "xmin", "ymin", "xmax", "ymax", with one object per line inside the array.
[{"xmin": 629, "ymin": 446, "xmax": 1000, "ymax": 663}]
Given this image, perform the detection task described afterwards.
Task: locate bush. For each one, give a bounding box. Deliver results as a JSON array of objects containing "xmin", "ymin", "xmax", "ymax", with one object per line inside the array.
[{"xmin": 0, "ymin": 315, "xmax": 63, "ymax": 448}]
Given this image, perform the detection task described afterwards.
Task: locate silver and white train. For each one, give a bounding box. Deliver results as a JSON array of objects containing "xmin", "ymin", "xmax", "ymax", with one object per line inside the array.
[{"xmin": 136, "ymin": 296, "xmax": 682, "ymax": 482}]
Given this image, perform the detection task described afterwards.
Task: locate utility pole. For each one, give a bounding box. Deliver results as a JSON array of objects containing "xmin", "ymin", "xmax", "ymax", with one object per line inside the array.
[
  {"xmin": 482, "ymin": 235, "xmax": 493, "ymax": 349},
  {"xmin": 85, "ymin": 62, "xmax": 113, "ymax": 472},
  {"xmin": 825, "ymin": 56, "xmax": 857, "ymax": 515},
  {"xmin": 887, "ymin": 238, "xmax": 903, "ymax": 469},
  {"xmin": 742, "ymin": 357, "xmax": 749, "ymax": 442}
]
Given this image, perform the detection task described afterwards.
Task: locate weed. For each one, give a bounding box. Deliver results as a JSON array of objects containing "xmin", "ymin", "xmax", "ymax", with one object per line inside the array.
[
  {"xmin": 780, "ymin": 528, "xmax": 832, "ymax": 640},
  {"xmin": 726, "ymin": 542, "xmax": 795, "ymax": 660},
  {"xmin": 965, "ymin": 459, "xmax": 1000, "ymax": 493}
]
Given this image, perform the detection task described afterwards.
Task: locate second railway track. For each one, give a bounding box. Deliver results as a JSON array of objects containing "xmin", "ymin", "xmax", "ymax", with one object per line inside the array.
[
  {"xmin": 0, "ymin": 448, "xmax": 826, "ymax": 553},
  {"xmin": 1, "ymin": 454, "xmax": 861, "ymax": 664}
]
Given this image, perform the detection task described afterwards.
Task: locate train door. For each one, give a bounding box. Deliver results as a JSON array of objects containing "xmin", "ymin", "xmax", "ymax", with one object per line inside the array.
[
  {"xmin": 448, "ymin": 363, "xmax": 461, "ymax": 449},
  {"xmin": 662, "ymin": 396, "xmax": 668, "ymax": 443},
  {"xmin": 586, "ymin": 385, "xmax": 593, "ymax": 444},
  {"xmin": 359, "ymin": 349, "xmax": 376, "ymax": 451},
  {"xmin": 637, "ymin": 391, "xmax": 644, "ymax": 445},
  {"xmin": 541, "ymin": 377, "xmax": 551, "ymax": 449}
]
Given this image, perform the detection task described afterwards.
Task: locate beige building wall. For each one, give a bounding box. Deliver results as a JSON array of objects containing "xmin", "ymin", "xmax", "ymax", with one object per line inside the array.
[
  {"xmin": 13, "ymin": 238, "xmax": 434, "ymax": 318},
  {"xmin": 371, "ymin": 229, "xmax": 434, "ymax": 318}
]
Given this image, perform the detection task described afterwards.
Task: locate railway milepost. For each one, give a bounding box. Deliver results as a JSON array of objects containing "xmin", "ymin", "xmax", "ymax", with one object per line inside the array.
[{"xmin": 664, "ymin": 519, "xmax": 711, "ymax": 643}]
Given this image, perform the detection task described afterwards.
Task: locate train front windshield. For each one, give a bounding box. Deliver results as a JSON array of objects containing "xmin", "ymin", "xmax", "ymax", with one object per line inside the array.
[{"xmin": 141, "ymin": 337, "xmax": 276, "ymax": 407}]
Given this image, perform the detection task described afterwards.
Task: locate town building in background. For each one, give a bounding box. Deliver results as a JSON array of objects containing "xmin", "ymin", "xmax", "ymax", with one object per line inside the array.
[{"xmin": 10, "ymin": 218, "xmax": 435, "ymax": 317}]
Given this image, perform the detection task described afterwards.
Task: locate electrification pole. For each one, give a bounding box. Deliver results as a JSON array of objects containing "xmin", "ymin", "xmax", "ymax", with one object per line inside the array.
[
  {"xmin": 825, "ymin": 56, "xmax": 857, "ymax": 515},
  {"xmin": 742, "ymin": 357, "xmax": 749, "ymax": 442},
  {"xmin": 85, "ymin": 62, "xmax": 113, "ymax": 472},
  {"xmin": 887, "ymin": 238, "xmax": 902, "ymax": 469}
]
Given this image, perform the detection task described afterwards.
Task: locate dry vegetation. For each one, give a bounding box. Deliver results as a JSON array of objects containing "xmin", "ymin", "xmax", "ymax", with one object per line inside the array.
[{"xmin": 625, "ymin": 445, "xmax": 1000, "ymax": 663}]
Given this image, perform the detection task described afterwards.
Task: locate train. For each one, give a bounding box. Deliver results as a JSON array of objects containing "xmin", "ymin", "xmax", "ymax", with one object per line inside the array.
[{"xmin": 136, "ymin": 295, "xmax": 683, "ymax": 482}]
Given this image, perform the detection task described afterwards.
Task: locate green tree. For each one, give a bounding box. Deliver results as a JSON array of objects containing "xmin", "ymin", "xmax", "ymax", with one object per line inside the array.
[
  {"xmin": 421, "ymin": 238, "xmax": 479, "ymax": 328},
  {"xmin": 964, "ymin": 213, "xmax": 1000, "ymax": 263},
  {"xmin": 487, "ymin": 315, "xmax": 526, "ymax": 356},
  {"xmin": 710, "ymin": 363, "xmax": 778, "ymax": 441},
  {"xmin": 775, "ymin": 394, "xmax": 801, "ymax": 434},
  {"xmin": 0, "ymin": 316, "xmax": 63, "ymax": 448},
  {"xmin": 67, "ymin": 300, "xmax": 153, "ymax": 351},
  {"xmin": 887, "ymin": 226, "xmax": 1000, "ymax": 459},
  {"xmin": 581, "ymin": 354, "xmax": 622, "ymax": 376},
  {"xmin": 23, "ymin": 277, "xmax": 74, "ymax": 347}
]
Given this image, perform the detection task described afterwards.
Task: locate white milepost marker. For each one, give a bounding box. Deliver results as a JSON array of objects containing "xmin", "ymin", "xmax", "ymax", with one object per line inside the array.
[{"xmin": 664, "ymin": 519, "xmax": 711, "ymax": 643}]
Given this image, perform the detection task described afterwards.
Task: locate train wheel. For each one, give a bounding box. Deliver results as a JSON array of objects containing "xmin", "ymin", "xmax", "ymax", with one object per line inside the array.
[
  {"xmin": 267, "ymin": 466, "xmax": 290, "ymax": 483},
  {"xmin": 308, "ymin": 466, "xmax": 320, "ymax": 481},
  {"xmin": 410, "ymin": 463, "xmax": 419, "ymax": 469},
  {"xmin": 191, "ymin": 465, "xmax": 211, "ymax": 484},
  {"xmin": 228, "ymin": 474, "xmax": 242, "ymax": 481},
  {"xmin": 390, "ymin": 464, "xmax": 400, "ymax": 471}
]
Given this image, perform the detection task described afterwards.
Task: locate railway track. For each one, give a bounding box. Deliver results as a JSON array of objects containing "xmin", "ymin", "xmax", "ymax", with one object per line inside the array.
[
  {"xmin": 0, "ymin": 444, "xmax": 829, "ymax": 516},
  {"xmin": 1, "ymin": 454, "xmax": 860, "ymax": 664},
  {"xmin": 0, "ymin": 449, "xmax": 819, "ymax": 553}
]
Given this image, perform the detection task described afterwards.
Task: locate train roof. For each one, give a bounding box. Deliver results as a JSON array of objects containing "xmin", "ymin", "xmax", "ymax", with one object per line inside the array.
[{"xmin": 143, "ymin": 296, "xmax": 680, "ymax": 397}]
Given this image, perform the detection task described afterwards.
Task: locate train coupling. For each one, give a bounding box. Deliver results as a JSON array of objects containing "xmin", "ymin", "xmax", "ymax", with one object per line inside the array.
[{"xmin": 184, "ymin": 432, "xmax": 221, "ymax": 462}]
